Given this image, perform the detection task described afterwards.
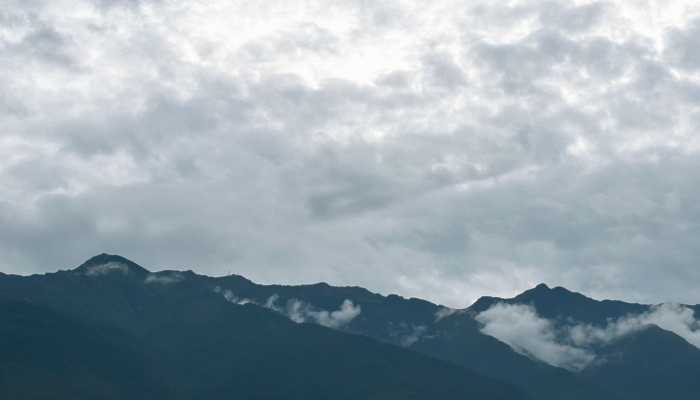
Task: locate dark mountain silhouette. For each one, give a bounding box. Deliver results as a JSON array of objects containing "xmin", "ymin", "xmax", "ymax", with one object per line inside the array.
[
  {"xmin": 196, "ymin": 273, "xmax": 624, "ymax": 399},
  {"xmin": 410, "ymin": 310, "xmax": 619, "ymax": 400},
  {"xmin": 469, "ymin": 283, "xmax": 648, "ymax": 325},
  {"xmin": 2, "ymin": 254, "xmax": 699, "ymax": 400},
  {"xmin": 0, "ymin": 254, "xmax": 525, "ymax": 400},
  {"xmin": 0, "ymin": 299, "xmax": 169, "ymax": 400},
  {"xmin": 581, "ymin": 325, "xmax": 700, "ymax": 399},
  {"xmin": 470, "ymin": 283, "xmax": 700, "ymax": 400},
  {"xmin": 73, "ymin": 253, "xmax": 150, "ymax": 276}
]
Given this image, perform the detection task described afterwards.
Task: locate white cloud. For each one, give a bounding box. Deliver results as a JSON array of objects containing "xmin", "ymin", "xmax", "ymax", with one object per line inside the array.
[
  {"xmin": 643, "ymin": 303, "xmax": 700, "ymax": 347},
  {"xmin": 399, "ymin": 324, "xmax": 428, "ymax": 347},
  {"xmin": 282, "ymin": 298, "xmax": 362, "ymax": 329},
  {"xmin": 434, "ymin": 306, "xmax": 459, "ymax": 321},
  {"xmin": 475, "ymin": 303, "xmax": 595, "ymax": 371},
  {"xmin": 213, "ymin": 286, "xmax": 254, "ymax": 305},
  {"xmin": 477, "ymin": 302, "xmax": 700, "ymax": 371},
  {"xmin": 223, "ymin": 290, "xmax": 254, "ymax": 305},
  {"xmin": 215, "ymin": 289, "xmax": 361, "ymax": 328},
  {"xmin": 264, "ymin": 294, "xmax": 281, "ymax": 311},
  {"xmin": 144, "ymin": 272, "xmax": 184, "ymax": 284},
  {"xmin": 570, "ymin": 303, "xmax": 700, "ymax": 348},
  {"xmin": 84, "ymin": 262, "xmax": 129, "ymax": 276}
]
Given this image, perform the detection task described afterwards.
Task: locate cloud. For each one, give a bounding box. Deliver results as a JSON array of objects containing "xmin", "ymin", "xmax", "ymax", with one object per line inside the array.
[
  {"xmin": 398, "ymin": 324, "xmax": 428, "ymax": 347},
  {"xmin": 570, "ymin": 303, "xmax": 700, "ymax": 348},
  {"xmin": 214, "ymin": 289, "xmax": 361, "ymax": 328},
  {"xmin": 282, "ymin": 298, "xmax": 362, "ymax": 329},
  {"xmin": 84, "ymin": 262, "xmax": 129, "ymax": 276},
  {"xmin": 4, "ymin": 0, "xmax": 700, "ymax": 308},
  {"xmin": 643, "ymin": 304, "xmax": 700, "ymax": 347},
  {"xmin": 144, "ymin": 272, "xmax": 185, "ymax": 285},
  {"xmin": 434, "ymin": 306, "xmax": 459, "ymax": 321},
  {"xmin": 264, "ymin": 294, "xmax": 281, "ymax": 310},
  {"xmin": 477, "ymin": 302, "xmax": 700, "ymax": 370},
  {"xmin": 475, "ymin": 303, "xmax": 595, "ymax": 371},
  {"xmin": 665, "ymin": 17, "xmax": 700, "ymax": 71},
  {"xmin": 213, "ymin": 286, "xmax": 255, "ymax": 305}
]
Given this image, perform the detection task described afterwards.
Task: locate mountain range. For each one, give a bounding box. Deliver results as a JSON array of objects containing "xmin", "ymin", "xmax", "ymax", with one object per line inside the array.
[{"xmin": 1, "ymin": 253, "xmax": 699, "ymax": 399}]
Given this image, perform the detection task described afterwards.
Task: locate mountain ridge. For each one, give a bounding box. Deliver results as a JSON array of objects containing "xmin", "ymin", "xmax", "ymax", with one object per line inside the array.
[{"xmin": 2, "ymin": 253, "xmax": 699, "ymax": 400}]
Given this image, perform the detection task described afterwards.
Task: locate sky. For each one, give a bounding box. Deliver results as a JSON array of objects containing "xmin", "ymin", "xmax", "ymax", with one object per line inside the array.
[{"xmin": 3, "ymin": 0, "xmax": 700, "ymax": 308}]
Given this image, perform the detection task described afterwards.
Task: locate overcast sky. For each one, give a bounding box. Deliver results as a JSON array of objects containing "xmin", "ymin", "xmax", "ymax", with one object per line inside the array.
[{"xmin": 3, "ymin": 0, "xmax": 700, "ymax": 307}]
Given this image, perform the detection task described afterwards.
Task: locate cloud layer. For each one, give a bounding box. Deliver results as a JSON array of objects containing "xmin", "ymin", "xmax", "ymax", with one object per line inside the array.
[
  {"xmin": 476, "ymin": 302, "xmax": 700, "ymax": 370},
  {"xmin": 3, "ymin": 0, "xmax": 700, "ymax": 306}
]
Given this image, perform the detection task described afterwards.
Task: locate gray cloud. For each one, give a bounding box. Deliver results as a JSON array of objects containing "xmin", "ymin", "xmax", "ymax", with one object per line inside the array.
[
  {"xmin": 3, "ymin": 0, "xmax": 700, "ymax": 307},
  {"xmin": 665, "ymin": 17, "xmax": 700, "ymax": 71}
]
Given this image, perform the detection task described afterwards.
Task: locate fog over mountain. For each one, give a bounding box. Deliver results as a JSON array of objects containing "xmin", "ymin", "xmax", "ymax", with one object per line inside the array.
[
  {"xmin": 474, "ymin": 286, "xmax": 700, "ymax": 371},
  {"xmin": 4, "ymin": 0, "xmax": 700, "ymax": 308}
]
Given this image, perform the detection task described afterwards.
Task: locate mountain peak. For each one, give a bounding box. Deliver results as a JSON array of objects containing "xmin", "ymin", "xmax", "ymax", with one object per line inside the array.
[
  {"xmin": 74, "ymin": 253, "xmax": 149, "ymax": 276},
  {"xmin": 469, "ymin": 284, "xmax": 566, "ymax": 313},
  {"xmin": 514, "ymin": 283, "xmax": 583, "ymax": 303}
]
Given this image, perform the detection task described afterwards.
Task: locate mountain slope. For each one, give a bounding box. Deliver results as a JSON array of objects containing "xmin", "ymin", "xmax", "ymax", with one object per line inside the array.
[
  {"xmin": 410, "ymin": 311, "xmax": 620, "ymax": 400},
  {"xmin": 468, "ymin": 283, "xmax": 700, "ymax": 400},
  {"xmin": 4, "ymin": 254, "xmax": 700, "ymax": 400},
  {"xmin": 0, "ymin": 299, "xmax": 168, "ymax": 400},
  {"xmin": 0, "ymin": 254, "xmax": 527, "ymax": 400},
  {"xmin": 581, "ymin": 325, "xmax": 700, "ymax": 400},
  {"xmin": 142, "ymin": 296, "xmax": 526, "ymax": 400},
  {"xmin": 194, "ymin": 270, "xmax": 623, "ymax": 399},
  {"xmin": 201, "ymin": 273, "xmax": 442, "ymax": 347},
  {"xmin": 469, "ymin": 283, "xmax": 648, "ymax": 325}
]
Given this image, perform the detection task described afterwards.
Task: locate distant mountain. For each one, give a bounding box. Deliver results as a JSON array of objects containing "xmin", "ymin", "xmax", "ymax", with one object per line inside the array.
[
  {"xmin": 468, "ymin": 283, "xmax": 700, "ymax": 400},
  {"xmin": 582, "ymin": 325, "xmax": 700, "ymax": 399},
  {"xmin": 0, "ymin": 299, "xmax": 168, "ymax": 400},
  {"xmin": 410, "ymin": 310, "xmax": 619, "ymax": 400},
  {"xmin": 0, "ymin": 254, "xmax": 525, "ymax": 400},
  {"xmin": 2, "ymin": 254, "xmax": 699, "ymax": 400},
  {"xmin": 469, "ymin": 283, "xmax": 648, "ymax": 325}
]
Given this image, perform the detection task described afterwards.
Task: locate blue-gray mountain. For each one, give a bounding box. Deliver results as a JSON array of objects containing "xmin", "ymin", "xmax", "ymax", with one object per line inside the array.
[{"xmin": 1, "ymin": 254, "xmax": 698, "ymax": 399}]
